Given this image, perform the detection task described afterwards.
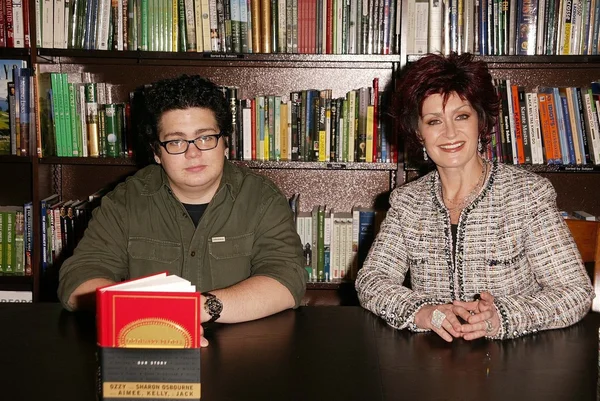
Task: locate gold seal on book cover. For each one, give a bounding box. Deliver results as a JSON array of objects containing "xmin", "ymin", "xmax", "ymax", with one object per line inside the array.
[{"xmin": 118, "ymin": 318, "xmax": 193, "ymax": 348}]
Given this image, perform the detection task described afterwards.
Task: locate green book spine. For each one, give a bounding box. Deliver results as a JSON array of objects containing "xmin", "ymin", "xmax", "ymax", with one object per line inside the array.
[
  {"xmin": 116, "ymin": 104, "xmax": 125, "ymax": 157},
  {"xmin": 61, "ymin": 74, "xmax": 74, "ymax": 156},
  {"xmin": 104, "ymin": 104, "xmax": 119, "ymax": 157},
  {"xmin": 140, "ymin": 0, "xmax": 149, "ymax": 50},
  {"xmin": 268, "ymin": 95, "xmax": 275, "ymax": 161},
  {"xmin": 317, "ymin": 206, "xmax": 325, "ymax": 282},
  {"xmin": 14, "ymin": 210, "xmax": 24, "ymax": 275},
  {"xmin": 50, "ymin": 73, "xmax": 65, "ymax": 156},
  {"xmin": 98, "ymin": 106, "xmax": 107, "ymax": 157},
  {"xmin": 0, "ymin": 211, "xmax": 4, "ymax": 274},
  {"xmin": 5, "ymin": 210, "xmax": 15, "ymax": 274},
  {"xmin": 68, "ymin": 81, "xmax": 81, "ymax": 156}
]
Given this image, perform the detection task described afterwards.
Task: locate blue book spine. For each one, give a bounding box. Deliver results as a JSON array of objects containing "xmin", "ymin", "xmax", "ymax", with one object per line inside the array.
[
  {"xmin": 559, "ymin": 95, "xmax": 576, "ymax": 164},
  {"xmin": 553, "ymin": 87, "xmax": 571, "ymax": 164}
]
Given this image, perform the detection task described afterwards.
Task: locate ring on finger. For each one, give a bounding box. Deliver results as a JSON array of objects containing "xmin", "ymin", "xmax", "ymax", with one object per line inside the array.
[
  {"xmin": 431, "ymin": 309, "xmax": 446, "ymax": 329},
  {"xmin": 484, "ymin": 319, "xmax": 494, "ymax": 333}
]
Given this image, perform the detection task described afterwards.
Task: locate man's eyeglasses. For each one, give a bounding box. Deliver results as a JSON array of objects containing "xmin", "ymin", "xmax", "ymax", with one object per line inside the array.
[{"xmin": 159, "ymin": 133, "xmax": 224, "ymax": 155}]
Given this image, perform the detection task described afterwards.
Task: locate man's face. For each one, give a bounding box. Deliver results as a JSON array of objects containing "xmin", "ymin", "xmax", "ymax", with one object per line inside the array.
[{"xmin": 154, "ymin": 107, "xmax": 226, "ymax": 204}]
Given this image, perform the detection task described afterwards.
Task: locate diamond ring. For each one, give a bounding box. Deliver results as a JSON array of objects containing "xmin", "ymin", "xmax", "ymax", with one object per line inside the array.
[
  {"xmin": 431, "ymin": 309, "xmax": 446, "ymax": 329},
  {"xmin": 485, "ymin": 319, "xmax": 494, "ymax": 333}
]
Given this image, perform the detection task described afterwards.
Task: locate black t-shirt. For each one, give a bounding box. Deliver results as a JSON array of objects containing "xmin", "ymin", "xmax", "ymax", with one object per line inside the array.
[
  {"xmin": 183, "ymin": 203, "xmax": 209, "ymax": 227},
  {"xmin": 451, "ymin": 223, "xmax": 458, "ymax": 265}
]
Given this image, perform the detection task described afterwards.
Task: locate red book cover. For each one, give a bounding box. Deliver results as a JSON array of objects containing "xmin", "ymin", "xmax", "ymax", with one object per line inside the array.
[
  {"xmin": 0, "ymin": 0, "xmax": 6, "ymax": 47},
  {"xmin": 21, "ymin": 0, "xmax": 28, "ymax": 48},
  {"xmin": 96, "ymin": 273, "xmax": 201, "ymax": 349},
  {"xmin": 5, "ymin": 0, "xmax": 14, "ymax": 48},
  {"xmin": 510, "ymin": 84, "xmax": 525, "ymax": 164}
]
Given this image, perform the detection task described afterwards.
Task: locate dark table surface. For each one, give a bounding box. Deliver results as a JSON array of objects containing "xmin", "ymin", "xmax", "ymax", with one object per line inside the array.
[{"xmin": 0, "ymin": 303, "xmax": 599, "ymax": 401}]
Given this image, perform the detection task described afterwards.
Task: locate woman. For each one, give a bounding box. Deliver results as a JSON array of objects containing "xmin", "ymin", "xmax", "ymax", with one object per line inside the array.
[{"xmin": 355, "ymin": 52, "xmax": 594, "ymax": 341}]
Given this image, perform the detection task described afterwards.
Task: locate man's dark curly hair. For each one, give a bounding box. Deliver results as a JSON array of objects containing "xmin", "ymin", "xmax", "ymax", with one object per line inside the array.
[
  {"xmin": 133, "ymin": 74, "xmax": 232, "ymax": 165},
  {"xmin": 392, "ymin": 52, "xmax": 500, "ymax": 157}
]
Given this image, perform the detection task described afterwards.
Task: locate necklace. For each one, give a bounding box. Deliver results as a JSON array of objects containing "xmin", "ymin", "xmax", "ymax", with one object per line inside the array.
[{"xmin": 442, "ymin": 161, "xmax": 488, "ymax": 212}]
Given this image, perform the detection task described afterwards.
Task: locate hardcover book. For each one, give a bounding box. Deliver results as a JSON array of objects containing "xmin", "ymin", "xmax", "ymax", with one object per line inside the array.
[{"xmin": 96, "ymin": 272, "xmax": 202, "ymax": 400}]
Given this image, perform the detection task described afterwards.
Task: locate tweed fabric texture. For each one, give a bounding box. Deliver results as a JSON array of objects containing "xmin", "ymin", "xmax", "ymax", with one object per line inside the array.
[{"xmin": 355, "ymin": 162, "xmax": 594, "ymax": 339}]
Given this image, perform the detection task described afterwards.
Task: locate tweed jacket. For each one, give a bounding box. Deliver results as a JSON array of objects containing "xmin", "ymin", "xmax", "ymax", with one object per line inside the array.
[{"xmin": 355, "ymin": 162, "xmax": 594, "ymax": 339}]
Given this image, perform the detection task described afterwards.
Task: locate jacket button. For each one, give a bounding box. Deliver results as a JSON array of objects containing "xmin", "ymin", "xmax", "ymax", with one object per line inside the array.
[{"xmin": 191, "ymin": 251, "xmax": 196, "ymax": 257}]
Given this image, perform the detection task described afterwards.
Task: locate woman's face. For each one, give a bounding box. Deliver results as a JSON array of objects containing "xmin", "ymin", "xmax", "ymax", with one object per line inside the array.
[{"xmin": 417, "ymin": 92, "xmax": 480, "ymax": 170}]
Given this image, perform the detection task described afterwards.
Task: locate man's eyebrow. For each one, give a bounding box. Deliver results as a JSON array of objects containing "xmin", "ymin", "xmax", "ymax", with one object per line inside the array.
[{"xmin": 163, "ymin": 128, "xmax": 218, "ymax": 139}]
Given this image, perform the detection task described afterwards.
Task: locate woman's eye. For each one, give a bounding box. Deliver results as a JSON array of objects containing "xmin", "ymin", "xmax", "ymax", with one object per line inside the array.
[{"xmin": 456, "ymin": 114, "xmax": 469, "ymax": 120}]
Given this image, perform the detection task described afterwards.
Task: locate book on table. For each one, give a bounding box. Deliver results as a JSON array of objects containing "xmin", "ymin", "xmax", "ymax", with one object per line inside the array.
[{"xmin": 96, "ymin": 272, "xmax": 202, "ymax": 400}]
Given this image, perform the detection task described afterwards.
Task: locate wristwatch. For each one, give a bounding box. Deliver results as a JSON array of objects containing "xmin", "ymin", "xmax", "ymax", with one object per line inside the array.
[{"xmin": 202, "ymin": 292, "xmax": 223, "ymax": 323}]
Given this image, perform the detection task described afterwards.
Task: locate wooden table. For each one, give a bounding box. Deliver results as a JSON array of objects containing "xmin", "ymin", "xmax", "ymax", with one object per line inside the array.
[{"xmin": 0, "ymin": 303, "xmax": 598, "ymax": 401}]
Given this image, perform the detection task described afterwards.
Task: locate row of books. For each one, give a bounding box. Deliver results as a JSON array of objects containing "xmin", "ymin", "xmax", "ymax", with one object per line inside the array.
[
  {"xmin": 38, "ymin": 72, "xmax": 132, "ymax": 158},
  {"xmin": 412, "ymin": 0, "xmax": 600, "ymax": 56},
  {"xmin": 0, "ymin": 0, "xmax": 29, "ymax": 48},
  {"xmin": 563, "ymin": 210, "xmax": 600, "ymax": 220},
  {"xmin": 39, "ymin": 189, "xmax": 107, "ymax": 274},
  {"xmin": 290, "ymin": 194, "xmax": 382, "ymax": 282},
  {"xmin": 0, "ymin": 205, "xmax": 28, "ymax": 276},
  {"xmin": 37, "ymin": 0, "xmax": 401, "ymax": 54},
  {"xmin": 487, "ymin": 80, "xmax": 600, "ymax": 165},
  {"xmin": 0, "ymin": 61, "xmax": 34, "ymax": 157},
  {"xmin": 229, "ymin": 79, "xmax": 399, "ymax": 163}
]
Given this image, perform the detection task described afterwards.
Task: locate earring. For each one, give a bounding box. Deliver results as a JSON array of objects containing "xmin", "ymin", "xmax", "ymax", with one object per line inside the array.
[
  {"xmin": 423, "ymin": 147, "xmax": 428, "ymax": 161},
  {"xmin": 477, "ymin": 138, "xmax": 482, "ymax": 153}
]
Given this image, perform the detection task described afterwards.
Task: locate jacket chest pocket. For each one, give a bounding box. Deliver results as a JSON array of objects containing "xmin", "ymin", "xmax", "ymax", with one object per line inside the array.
[
  {"xmin": 486, "ymin": 248, "xmax": 531, "ymax": 295},
  {"xmin": 208, "ymin": 233, "xmax": 253, "ymax": 289},
  {"xmin": 128, "ymin": 237, "xmax": 182, "ymax": 277}
]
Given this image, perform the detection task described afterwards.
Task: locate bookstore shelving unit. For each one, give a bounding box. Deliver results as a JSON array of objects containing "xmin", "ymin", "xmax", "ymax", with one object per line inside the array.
[
  {"xmin": 3, "ymin": 1, "xmax": 600, "ymax": 304},
  {"xmin": 2, "ymin": 24, "xmax": 405, "ymax": 301}
]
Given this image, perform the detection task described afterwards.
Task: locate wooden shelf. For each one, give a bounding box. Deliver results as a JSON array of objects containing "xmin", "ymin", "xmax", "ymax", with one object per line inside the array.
[
  {"xmin": 0, "ymin": 155, "xmax": 33, "ymax": 164},
  {"xmin": 307, "ymin": 281, "xmax": 354, "ymax": 290},
  {"xmin": 233, "ymin": 160, "xmax": 399, "ymax": 171},
  {"xmin": 404, "ymin": 163, "xmax": 600, "ymax": 173},
  {"xmin": 0, "ymin": 275, "xmax": 33, "ymax": 292},
  {"xmin": 37, "ymin": 49, "xmax": 401, "ymax": 68},
  {"xmin": 407, "ymin": 54, "xmax": 600, "ymax": 64},
  {"xmin": 38, "ymin": 157, "xmax": 399, "ymax": 170},
  {"xmin": 0, "ymin": 48, "xmax": 30, "ymax": 58},
  {"xmin": 40, "ymin": 157, "xmax": 137, "ymax": 166}
]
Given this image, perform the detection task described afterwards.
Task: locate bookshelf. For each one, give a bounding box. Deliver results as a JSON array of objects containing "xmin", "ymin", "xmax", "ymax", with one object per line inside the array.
[
  {"xmin": 2, "ymin": 0, "xmax": 600, "ymax": 304},
  {"xmin": 1, "ymin": 29, "xmax": 404, "ymax": 301}
]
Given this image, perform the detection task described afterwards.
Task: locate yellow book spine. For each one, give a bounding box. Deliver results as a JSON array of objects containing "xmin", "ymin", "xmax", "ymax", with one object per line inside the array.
[{"xmin": 366, "ymin": 105, "xmax": 374, "ymax": 163}]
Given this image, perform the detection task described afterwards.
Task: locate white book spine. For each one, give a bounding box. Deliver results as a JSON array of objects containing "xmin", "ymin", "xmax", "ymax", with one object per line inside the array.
[
  {"xmin": 414, "ymin": 0, "xmax": 429, "ymax": 53},
  {"xmin": 12, "ymin": 0, "xmax": 25, "ymax": 48},
  {"xmin": 201, "ymin": 0, "xmax": 212, "ymax": 51},
  {"xmin": 36, "ymin": 0, "xmax": 42, "ymax": 47},
  {"xmin": 428, "ymin": 0, "xmax": 442, "ymax": 52},
  {"xmin": 529, "ymin": 92, "xmax": 544, "ymax": 164},
  {"xmin": 52, "ymin": 0, "xmax": 64, "ymax": 49},
  {"xmin": 77, "ymin": 84, "xmax": 89, "ymax": 157},
  {"xmin": 242, "ymin": 105, "xmax": 252, "ymax": 160},
  {"xmin": 96, "ymin": 0, "xmax": 111, "ymax": 50}
]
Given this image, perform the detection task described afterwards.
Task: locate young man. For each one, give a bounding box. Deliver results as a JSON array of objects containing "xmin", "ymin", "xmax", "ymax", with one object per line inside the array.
[{"xmin": 58, "ymin": 75, "xmax": 308, "ymax": 346}]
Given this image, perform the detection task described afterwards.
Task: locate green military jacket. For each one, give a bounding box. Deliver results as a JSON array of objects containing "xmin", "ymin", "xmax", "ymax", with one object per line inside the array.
[{"xmin": 58, "ymin": 160, "xmax": 307, "ymax": 309}]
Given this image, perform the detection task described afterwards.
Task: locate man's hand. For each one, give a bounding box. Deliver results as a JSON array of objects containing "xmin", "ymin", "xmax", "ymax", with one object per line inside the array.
[
  {"xmin": 414, "ymin": 303, "xmax": 465, "ymax": 342},
  {"xmin": 453, "ymin": 291, "xmax": 500, "ymax": 340}
]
